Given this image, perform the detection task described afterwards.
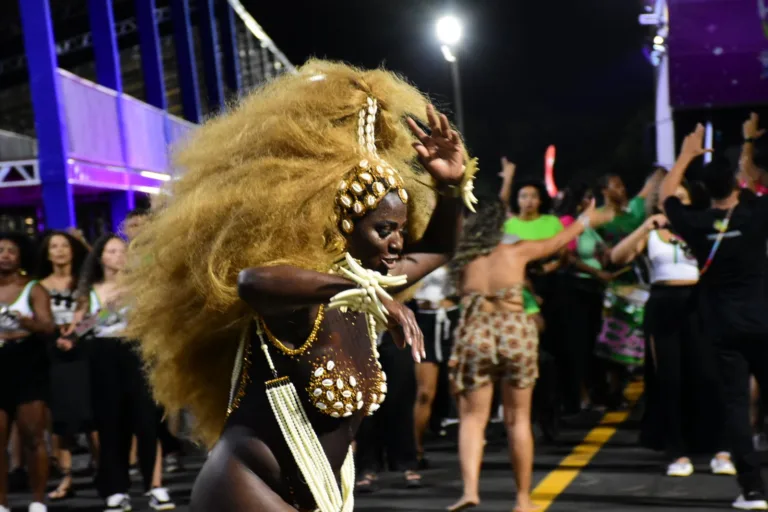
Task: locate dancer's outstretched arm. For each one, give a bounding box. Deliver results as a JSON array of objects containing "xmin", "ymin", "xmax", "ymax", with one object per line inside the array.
[
  {"xmin": 238, "ymin": 266, "xmax": 425, "ymax": 360},
  {"xmin": 238, "ymin": 266, "xmax": 355, "ymax": 314},
  {"xmin": 512, "ymin": 201, "xmax": 612, "ymax": 265}
]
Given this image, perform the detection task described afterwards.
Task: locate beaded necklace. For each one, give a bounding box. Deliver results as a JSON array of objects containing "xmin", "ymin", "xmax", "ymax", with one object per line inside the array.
[{"xmin": 260, "ymin": 306, "xmax": 325, "ymax": 357}]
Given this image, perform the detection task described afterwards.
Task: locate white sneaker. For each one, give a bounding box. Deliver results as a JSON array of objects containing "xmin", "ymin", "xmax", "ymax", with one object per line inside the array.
[
  {"xmin": 712, "ymin": 454, "xmax": 737, "ymax": 475},
  {"xmin": 29, "ymin": 503, "xmax": 47, "ymax": 512},
  {"xmin": 147, "ymin": 487, "xmax": 176, "ymax": 510},
  {"xmin": 733, "ymin": 493, "xmax": 768, "ymax": 510},
  {"xmin": 104, "ymin": 493, "xmax": 132, "ymax": 511},
  {"xmin": 666, "ymin": 460, "xmax": 694, "ymax": 477},
  {"xmin": 0, "ymin": 505, "xmax": 10, "ymax": 512}
]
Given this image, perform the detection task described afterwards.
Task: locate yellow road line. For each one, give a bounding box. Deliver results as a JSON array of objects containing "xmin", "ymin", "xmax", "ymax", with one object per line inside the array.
[{"xmin": 531, "ymin": 380, "xmax": 644, "ymax": 511}]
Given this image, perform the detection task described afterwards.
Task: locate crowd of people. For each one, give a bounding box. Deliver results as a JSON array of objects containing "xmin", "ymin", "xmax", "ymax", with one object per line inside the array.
[
  {"xmin": 1, "ymin": 210, "xmax": 179, "ymax": 512},
  {"xmin": 3, "ymin": 59, "xmax": 768, "ymax": 512}
]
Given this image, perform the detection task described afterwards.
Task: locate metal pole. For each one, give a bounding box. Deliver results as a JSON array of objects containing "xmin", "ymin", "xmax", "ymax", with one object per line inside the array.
[{"xmin": 450, "ymin": 58, "xmax": 465, "ymax": 134}]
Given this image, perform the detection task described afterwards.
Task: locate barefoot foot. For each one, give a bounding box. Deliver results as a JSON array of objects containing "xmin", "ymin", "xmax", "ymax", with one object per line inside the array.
[
  {"xmin": 447, "ymin": 496, "xmax": 480, "ymax": 511},
  {"xmin": 513, "ymin": 500, "xmax": 540, "ymax": 512}
]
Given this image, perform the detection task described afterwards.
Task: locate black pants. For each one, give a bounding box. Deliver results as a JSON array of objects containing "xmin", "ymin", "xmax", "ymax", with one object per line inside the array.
[
  {"xmin": 91, "ymin": 338, "xmax": 157, "ymax": 497},
  {"xmin": 645, "ymin": 285, "xmax": 724, "ymax": 459},
  {"xmin": 716, "ymin": 332, "xmax": 768, "ymax": 495},
  {"xmin": 356, "ymin": 334, "xmax": 417, "ymax": 473},
  {"xmin": 157, "ymin": 406, "xmax": 183, "ymax": 456},
  {"xmin": 556, "ymin": 275, "xmax": 604, "ymax": 414}
]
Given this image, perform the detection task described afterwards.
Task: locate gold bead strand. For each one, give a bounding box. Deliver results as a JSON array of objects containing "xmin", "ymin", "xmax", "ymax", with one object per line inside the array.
[{"xmin": 260, "ymin": 305, "xmax": 325, "ymax": 357}]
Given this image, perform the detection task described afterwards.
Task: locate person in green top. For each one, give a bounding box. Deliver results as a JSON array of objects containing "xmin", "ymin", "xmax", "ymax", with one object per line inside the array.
[
  {"xmin": 499, "ymin": 167, "xmax": 564, "ymax": 338},
  {"xmin": 596, "ymin": 169, "xmax": 665, "ymax": 247}
]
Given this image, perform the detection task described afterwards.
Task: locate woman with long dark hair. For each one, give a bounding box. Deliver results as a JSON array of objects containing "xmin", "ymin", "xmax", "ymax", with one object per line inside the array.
[
  {"xmin": 37, "ymin": 230, "xmax": 96, "ymax": 500},
  {"xmin": 0, "ymin": 233, "xmax": 55, "ymax": 512},
  {"xmin": 68, "ymin": 234, "xmax": 173, "ymax": 511}
]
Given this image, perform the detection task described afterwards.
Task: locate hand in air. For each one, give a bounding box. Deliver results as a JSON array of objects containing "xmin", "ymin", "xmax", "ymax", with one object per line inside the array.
[
  {"xmin": 581, "ymin": 199, "xmax": 615, "ymax": 228},
  {"xmin": 743, "ymin": 113, "xmax": 765, "ymax": 141},
  {"xmin": 680, "ymin": 124, "xmax": 713, "ymax": 160},
  {"xmin": 381, "ymin": 297, "xmax": 426, "ymax": 363},
  {"xmin": 407, "ymin": 105, "xmax": 465, "ymax": 186},
  {"xmin": 499, "ymin": 157, "xmax": 516, "ymax": 182}
]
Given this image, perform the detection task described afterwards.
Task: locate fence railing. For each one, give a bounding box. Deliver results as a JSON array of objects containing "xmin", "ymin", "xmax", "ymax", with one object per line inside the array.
[
  {"xmin": 0, "ymin": 130, "xmax": 37, "ymax": 161},
  {"xmin": 57, "ymin": 69, "xmax": 198, "ymax": 177}
]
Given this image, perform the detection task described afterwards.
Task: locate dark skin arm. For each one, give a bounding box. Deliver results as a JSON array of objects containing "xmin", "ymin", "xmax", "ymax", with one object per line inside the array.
[
  {"xmin": 393, "ymin": 105, "xmax": 466, "ymax": 289},
  {"xmin": 2, "ymin": 284, "xmax": 56, "ymax": 340},
  {"xmin": 237, "ymin": 267, "xmax": 425, "ymax": 361},
  {"xmin": 394, "ymin": 194, "xmax": 462, "ymax": 291},
  {"xmin": 237, "ymin": 268, "xmax": 356, "ymax": 315}
]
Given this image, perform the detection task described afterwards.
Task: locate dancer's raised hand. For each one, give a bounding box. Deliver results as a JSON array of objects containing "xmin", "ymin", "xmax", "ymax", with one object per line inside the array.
[{"xmin": 407, "ymin": 105, "xmax": 465, "ymax": 186}]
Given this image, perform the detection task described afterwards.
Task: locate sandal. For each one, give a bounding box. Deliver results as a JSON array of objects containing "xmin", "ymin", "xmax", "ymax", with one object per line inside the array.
[
  {"xmin": 405, "ymin": 470, "xmax": 422, "ymax": 489},
  {"xmin": 355, "ymin": 473, "xmax": 378, "ymax": 493}
]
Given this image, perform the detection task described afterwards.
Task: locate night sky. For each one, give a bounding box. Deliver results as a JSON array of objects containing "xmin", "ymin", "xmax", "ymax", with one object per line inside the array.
[{"xmin": 244, "ymin": 0, "xmax": 655, "ymax": 196}]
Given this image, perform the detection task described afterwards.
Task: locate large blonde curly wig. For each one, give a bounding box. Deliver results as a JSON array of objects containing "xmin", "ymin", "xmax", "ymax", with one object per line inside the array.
[{"xmin": 122, "ymin": 60, "xmax": 442, "ymax": 448}]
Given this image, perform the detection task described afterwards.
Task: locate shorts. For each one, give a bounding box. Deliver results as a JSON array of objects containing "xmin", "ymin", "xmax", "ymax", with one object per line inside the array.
[
  {"xmin": 415, "ymin": 306, "xmax": 460, "ymax": 364},
  {"xmin": 448, "ymin": 297, "xmax": 539, "ymax": 394},
  {"xmin": 0, "ymin": 337, "xmax": 50, "ymax": 415}
]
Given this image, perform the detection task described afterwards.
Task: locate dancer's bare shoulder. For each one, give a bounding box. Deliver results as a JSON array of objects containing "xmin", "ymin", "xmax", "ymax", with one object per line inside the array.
[{"xmin": 459, "ymin": 246, "xmax": 527, "ymax": 295}]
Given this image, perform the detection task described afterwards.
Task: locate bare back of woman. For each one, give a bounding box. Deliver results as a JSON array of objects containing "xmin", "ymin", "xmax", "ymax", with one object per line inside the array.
[{"xmin": 447, "ymin": 199, "xmax": 610, "ymax": 512}]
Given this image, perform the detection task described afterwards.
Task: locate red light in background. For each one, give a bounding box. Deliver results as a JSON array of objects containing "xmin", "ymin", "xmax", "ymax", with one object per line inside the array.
[{"xmin": 544, "ymin": 145, "xmax": 558, "ymax": 198}]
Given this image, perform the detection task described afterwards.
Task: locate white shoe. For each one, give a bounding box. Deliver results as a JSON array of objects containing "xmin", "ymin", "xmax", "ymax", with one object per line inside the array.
[
  {"xmin": 712, "ymin": 453, "xmax": 737, "ymax": 475},
  {"xmin": 733, "ymin": 493, "xmax": 768, "ymax": 510},
  {"xmin": 147, "ymin": 487, "xmax": 176, "ymax": 510},
  {"xmin": 29, "ymin": 503, "xmax": 47, "ymax": 512},
  {"xmin": 104, "ymin": 493, "xmax": 132, "ymax": 511},
  {"xmin": 666, "ymin": 460, "xmax": 694, "ymax": 477},
  {"xmin": 0, "ymin": 505, "xmax": 10, "ymax": 512}
]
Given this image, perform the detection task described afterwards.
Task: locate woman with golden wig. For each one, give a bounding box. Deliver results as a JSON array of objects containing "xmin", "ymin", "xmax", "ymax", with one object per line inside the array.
[{"xmin": 122, "ymin": 60, "xmax": 479, "ymax": 511}]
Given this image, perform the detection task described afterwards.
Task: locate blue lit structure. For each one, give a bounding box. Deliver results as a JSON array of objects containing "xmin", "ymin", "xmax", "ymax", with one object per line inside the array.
[{"xmin": 3, "ymin": 0, "xmax": 294, "ymax": 234}]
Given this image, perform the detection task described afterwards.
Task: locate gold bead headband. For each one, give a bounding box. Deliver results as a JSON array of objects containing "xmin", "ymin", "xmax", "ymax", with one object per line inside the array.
[
  {"xmin": 336, "ymin": 158, "xmax": 408, "ymax": 234},
  {"xmin": 335, "ymin": 97, "xmax": 408, "ymax": 235}
]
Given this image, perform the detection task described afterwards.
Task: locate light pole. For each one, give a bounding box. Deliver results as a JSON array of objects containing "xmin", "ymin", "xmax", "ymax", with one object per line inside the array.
[{"xmin": 436, "ymin": 15, "xmax": 464, "ymax": 134}]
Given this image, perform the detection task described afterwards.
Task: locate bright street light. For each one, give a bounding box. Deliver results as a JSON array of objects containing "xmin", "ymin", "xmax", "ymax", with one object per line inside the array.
[
  {"xmin": 436, "ymin": 15, "xmax": 462, "ymax": 46},
  {"xmin": 440, "ymin": 45, "xmax": 457, "ymax": 62},
  {"xmin": 435, "ymin": 15, "xmax": 464, "ymax": 134}
]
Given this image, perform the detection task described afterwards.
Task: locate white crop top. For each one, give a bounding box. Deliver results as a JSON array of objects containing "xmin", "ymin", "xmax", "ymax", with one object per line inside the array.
[
  {"xmin": 0, "ymin": 280, "xmax": 37, "ymax": 334},
  {"xmin": 89, "ymin": 288, "xmax": 128, "ymax": 338},
  {"xmin": 413, "ymin": 266, "xmax": 456, "ymax": 307},
  {"xmin": 647, "ymin": 230, "xmax": 699, "ymax": 283},
  {"xmin": 49, "ymin": 288, "xmax": 78, "ymax": 326}
]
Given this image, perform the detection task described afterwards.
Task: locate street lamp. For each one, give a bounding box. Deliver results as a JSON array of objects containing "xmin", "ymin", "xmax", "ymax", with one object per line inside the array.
[{"xmin": 436, "ymin": 15, "xmax": 465, "ymax": 134}]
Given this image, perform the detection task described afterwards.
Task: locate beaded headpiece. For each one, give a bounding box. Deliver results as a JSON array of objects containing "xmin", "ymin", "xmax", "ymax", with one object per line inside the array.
[{"xmin": 335, "ymin": 97, "xmax": 409, "ymax": 235}]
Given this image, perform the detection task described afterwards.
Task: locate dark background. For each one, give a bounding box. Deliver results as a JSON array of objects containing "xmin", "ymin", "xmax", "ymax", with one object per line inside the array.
[
  {"xmin": 2, "ymin": 0, "xmax": 766, "ymax": 197},
  {"xmin": 244, "ymin": 0, "xmax": 657, "ymax": 196}
]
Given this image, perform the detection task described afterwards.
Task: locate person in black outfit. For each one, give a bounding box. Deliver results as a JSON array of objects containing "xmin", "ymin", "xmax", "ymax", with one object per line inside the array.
[
  {"xmin": 355, "ymin": 320, "xmax": 422, "ymax": 492},
  {"xmin": 71, "ymin": 234, "xmax": 173, "ymax": 511},
  {"xmin": 660, "ymin": 121, "xmax": 768, "ymax": 510}
]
